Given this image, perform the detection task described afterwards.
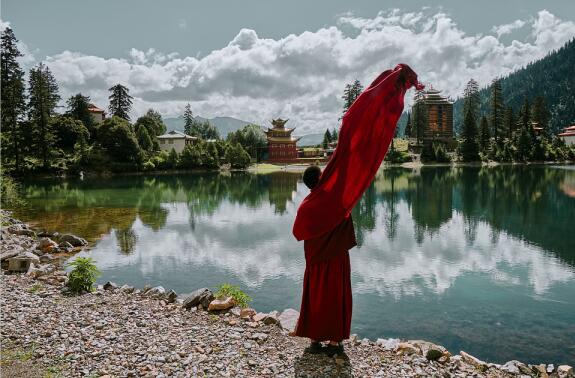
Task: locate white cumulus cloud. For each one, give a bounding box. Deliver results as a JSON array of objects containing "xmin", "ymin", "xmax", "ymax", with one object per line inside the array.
[{"xmin": 12, "ymin": 9, "xmax": 575, "ymax": 134}]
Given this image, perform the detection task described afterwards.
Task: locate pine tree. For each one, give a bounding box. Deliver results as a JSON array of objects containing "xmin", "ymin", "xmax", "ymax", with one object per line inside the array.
[
  {"xmin": 342, "ymin": 79, "xmax": 363, "ymax": 115},
  {"xmin": 322, "ymin": 129, "xmax": 332, "ymax": 148},
  {"xmin": 331, "ymin": 127, "xmax": 339, "ymax": 141},
  {"xmin": 108, "ymin": 84, "xmax": 133, "ymax": 120},
  {"xmin": 503, "ymin": 106, "xmax": 515, "ymax": 139},
  {"xmin": 460, "ymin": 109, "xmax": 480, "ymax": 162},
  {"xmin": 489, "ymin": 78, "xmax": 504, "ymax": 145},
  {"xmin": 532, "ymin": 96, "xmax": 550, "ymax": 139},
  {"xmin": 412, "ymin": 90, "xmax": 427, "ymax": 144},
  {"xmin": 1, "ymin": 27, "xmax": 27, "ymax": 171},
  {"xmin": 463, "ymin": 79, "xmax": 480, "ymax": 121},
  {"xmin": 66, "ymin": 93, "xmax": 94, "ymax": 134},
  {"xmin": 479, "ymin": 116, "xmax": 491, "ymax": 153},
  {"xmin": 28, "ymin": 63, "xmax": 61, "ymax": 168},
  {"xmin": 183, "ymin": 103, "xmax": 194, "ymax": 135}
]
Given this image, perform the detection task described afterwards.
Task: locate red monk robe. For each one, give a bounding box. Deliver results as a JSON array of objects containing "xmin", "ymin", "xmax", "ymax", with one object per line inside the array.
[
  {"xmin": 294, "ymin": 214, "xmax": 357, "ymax": 342},
  {"xmin": 293, "ymin": 64, "xmax": 422, "ymax": 343}
]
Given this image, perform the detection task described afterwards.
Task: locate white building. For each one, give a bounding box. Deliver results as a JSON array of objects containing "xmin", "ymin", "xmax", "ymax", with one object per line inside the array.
[
  {"xmin": 87, "ymin": 103, "xmax": 106, "ymax": 124},
  {"xmin": 558, "ymin": 125, "xmax": 575, "ymax": 146},
  {"xmin": 157, "ymin": 130, "xmax": 197, "ymax": 153}
]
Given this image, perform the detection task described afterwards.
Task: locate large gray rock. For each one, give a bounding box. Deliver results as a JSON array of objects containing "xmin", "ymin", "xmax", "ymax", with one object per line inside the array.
[
  {"xmin": 164, "ymin": 290, "xmax": 178, "ymax": 303},
  {"xmin": 145, "ymin": 286, "xmax": 166, "ymax": 298},
  {"xmin": 7, "ymin": 252, "xmax": 40, "ymax": 273},
  {"xmin": 7, "ymin": 224, "xmax": 36, "ymax": 237},
  {"xmin": 182, "ymin": 288, "xmax": 214, "ymax": 310},
  {"xmin": 56, "ymin": 234, "xmax": 88, "ymax": 247},
  {"xmin": 278, "ymin": 308, "xmax": 299, "ymax": 333},
  {"xmin": 103, "ymin": 281, "xmax": 118, "ymax": 290}
]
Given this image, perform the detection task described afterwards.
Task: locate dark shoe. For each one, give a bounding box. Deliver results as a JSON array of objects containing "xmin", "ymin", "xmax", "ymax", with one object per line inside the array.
[
  {"xmin": 323, "ymin": 343, "xmax": 344, "ymax": 357},
  {"xmin": 304, "ymin": 341, "xmax": 324, "ymax": 354}
]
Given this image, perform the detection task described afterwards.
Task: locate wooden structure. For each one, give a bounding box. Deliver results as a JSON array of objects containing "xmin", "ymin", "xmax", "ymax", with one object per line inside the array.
[
  {"xmin": 414, "ymin": 88, "xmax": 454, "ymax": 144},
  {"xmin": 265, "ymin": 119, "xmax": 301, "ymax": 162}
]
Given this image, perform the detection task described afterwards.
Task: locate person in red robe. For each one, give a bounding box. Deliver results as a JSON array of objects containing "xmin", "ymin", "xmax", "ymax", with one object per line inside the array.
[{"xmin": 293, "ymin": 64, "xmax": 422, "ymax": 356}]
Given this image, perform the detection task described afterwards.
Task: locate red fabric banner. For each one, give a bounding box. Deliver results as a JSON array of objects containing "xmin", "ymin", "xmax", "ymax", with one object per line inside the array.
[{"xmin": 293, "ymin": 64, "xmax": 423, "ymax": 241}]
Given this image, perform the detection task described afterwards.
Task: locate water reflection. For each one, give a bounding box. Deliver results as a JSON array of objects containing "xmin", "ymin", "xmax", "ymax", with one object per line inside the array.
[{"xmin": 14, "ymin": 166, "xmax": 575, "ymax": 364}]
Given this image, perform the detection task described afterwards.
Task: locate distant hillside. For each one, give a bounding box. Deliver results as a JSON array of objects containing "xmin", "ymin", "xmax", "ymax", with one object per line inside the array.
[
  {"xmin": 163, "ymin": 116, "xmax": 256, "ymax": 138},
  {"xmin": 297, "ymin": 133, "xmax": 324, "ymax": 146},
  {"xmin": 453, "ymin": 38, "xmax": 575, "ymax": 134}
]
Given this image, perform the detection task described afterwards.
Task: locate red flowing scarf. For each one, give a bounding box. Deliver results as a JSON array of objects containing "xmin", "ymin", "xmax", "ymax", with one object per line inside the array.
[{"xmin": 293, "ymin": 64, "xmax": 423, "ymax": 241}]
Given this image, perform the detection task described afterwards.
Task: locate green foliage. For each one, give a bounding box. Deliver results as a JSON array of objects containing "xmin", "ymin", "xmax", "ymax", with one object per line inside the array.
[
  {"xmin": 1, "ymin": 27, "xmax": 27, "ymax": 172},
  {"xmin": 385, "ymin": 140, "xmax": 412, "ymax": 164},
  {"xmin": 1, "ymin": 173, "xmax": 25, "ymax": 208},
  {"xmin": 52, "ymin": 115, "xmax": 90, "ymax": 152},
  {"xmin": 215, "ymin": 283, "xmax": 252, "ymax": 308},
  {"xmin": 454, "ymin": 39, "xmax": 575, "ymax": 134},
  {"xmin": 66, "ymin": 93, "xmax": 94, "ymax": 133},
  {"xmin": 226, "ymin": 124, "xmax": 266, "ymax": 161},
  {"xmin": 66, "ymin": 257, "xmax": 100, "ymax": 294},
  {"xmin": 224, "ymin": 143, "xmax": 251, "ymax": 169},
  {"xmin": 108, "ymin": 84, "xmax": 133, "ymax": 121},
  {"xmin": 342, "ymin": 79, "xmax": 363, "ymax": 115},
  {"xmin": 28, "ymin": 63, "xmax": 61, "ymax": 168},
  {"xmin": 95, "ymin": 116, "xmax": 142, "ymax": 163},
  {"xmin": 412, "ymin": 91, "xmax": 427, "ymax": 143},
  {"xmin": 459, "ymin": 109, "xmax": 480, "ymax": 162},
  {"xmin": 167, "ymin": 148, "xmax": 180, "ymax": 168}
]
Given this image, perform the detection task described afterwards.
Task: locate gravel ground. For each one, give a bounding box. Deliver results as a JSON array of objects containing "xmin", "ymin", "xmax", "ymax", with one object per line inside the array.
[{"xmin": 0, "ymin": 274, "xmax": 535, "ymax": 378}]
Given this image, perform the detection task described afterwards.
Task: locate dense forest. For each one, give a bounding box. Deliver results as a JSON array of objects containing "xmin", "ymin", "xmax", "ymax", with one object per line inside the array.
[{"xmin": 453, "ymin": 38, "xmax": 575, "ymax": 134}]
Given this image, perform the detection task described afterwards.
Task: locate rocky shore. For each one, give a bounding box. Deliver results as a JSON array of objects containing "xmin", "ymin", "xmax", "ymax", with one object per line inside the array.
[{"xmin": 1, "ymin": 213, "xmax": 573, "ymax": 377}]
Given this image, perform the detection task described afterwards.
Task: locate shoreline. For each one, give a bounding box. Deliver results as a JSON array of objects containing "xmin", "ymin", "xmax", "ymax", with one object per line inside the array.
[
  {"xmin": 1, "ymin": 212, "xmax": 574, "ymax": 377},
  {"xmin": 5, "ymin": 160, "xmax": 574, "ymax": 178}
]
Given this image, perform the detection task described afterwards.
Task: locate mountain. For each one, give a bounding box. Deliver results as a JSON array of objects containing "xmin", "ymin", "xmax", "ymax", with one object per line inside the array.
[
  {"xmin": 452, "ymin": 38, "xmax": 575, "ymax": 134},
  {"xmin": 163, "ymin": 116, "xmax": 256, "ymax": 138},
  {"xmin": 297, "ymin": 133, "xmax": 325, "ymax": 147}
]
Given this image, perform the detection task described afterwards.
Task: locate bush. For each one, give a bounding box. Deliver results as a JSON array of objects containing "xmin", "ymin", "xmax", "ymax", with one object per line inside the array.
[
  {"xmin": 66, "ymin": 257, "xmax": 100, "ymax": 294},
  {"xmin": 224, "ymin": 144, "xmax": 251, "ymax": 169},
  {"xmin": 433, "ymin": 143, "xmax": 451, "ymax": 163},
  {"xmin": 0, "ymin": 173, "xmax": 24, "ymax": 208},
  {"xmin": 215, "ymin": 283, "xmax": 252, "ymax": 308},
  {"xmin": 143, "ymin": 160, "xmax": 156, "ymax": 171}
]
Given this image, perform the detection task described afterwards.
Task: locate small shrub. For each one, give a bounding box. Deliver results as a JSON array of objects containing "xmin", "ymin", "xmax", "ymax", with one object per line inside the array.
[
  {"xmin": 66, "ymin": 257, "xmax": 100, "ymax": 294},
  {"xmin": 215, "ymin": 283, "xmax": 252, "ymax": 308},
  {"xmin": 0, "ymin": 173, "xmax": 25, "ymax": 208}
]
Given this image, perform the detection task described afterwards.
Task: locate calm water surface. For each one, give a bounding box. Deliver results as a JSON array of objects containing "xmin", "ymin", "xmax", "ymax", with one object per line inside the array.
[{"xmin": 14, "ymin": 166, "xmax": 575, "ymax": 365}]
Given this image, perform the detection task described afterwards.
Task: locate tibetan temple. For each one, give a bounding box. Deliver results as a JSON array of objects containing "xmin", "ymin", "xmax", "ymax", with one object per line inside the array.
[
  {"xmin": 413, "ymin": 88, "xmax": 454, "ymax": 143},
  {"xmin": 265, "ymin": 118, "xmax": 301, "ymax": 162}
]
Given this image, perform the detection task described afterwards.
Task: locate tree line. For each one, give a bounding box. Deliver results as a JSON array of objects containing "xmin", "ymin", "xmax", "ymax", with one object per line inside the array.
[
  {"xmin": 1, "ymin": 27, "xmax": 263, "ymax": 175},
  {"xmin": 458, "ymin": 78, "xmax": 574, "ymax": 162}
]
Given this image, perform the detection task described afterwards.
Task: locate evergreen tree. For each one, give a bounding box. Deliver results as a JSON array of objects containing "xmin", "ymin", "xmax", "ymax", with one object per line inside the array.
[
  {"xmin": 460, "ymin": 109, "xmax": 480, "ymax": 162},
  {"xmin": 226, "ymin": 124, "xmax": 266, "ymax": 161},
  {"xmin": 342, "ymin": 79, "xmax": 363, "ymax": 115},
  {"xmin": 463, "ymin": 79, "xmax": 480, "ymax": 121},
  {"xmin": 1, "ymin": 27, "xmax": 27, "ymax": 171},
  {"xmin": 532, "ymin": 96, "xmax": 550, "ymax": 139},
  {"xmin": 412, "ymin": 90, "xmax": 427, "ymax": 144},
  {"xmin": 479, "ymin": 115, "xmax": 491, "ymax": 153},
  {"xmin": 66, "ymin": 93, "xmax": 94, "ymax": 134},
  {"xmin": 108, "ymin": 84, "xmax": 133, "ymax": 120},
  {"xmin": 322, "ymin": 129, "xmax": 332, "ymax": 148},
  {"xmin": 28, "ymin": 63, "xmax": 61, "ymax": 168},
  {"xmin": 135, "ymin": 124, "xmax": 153, "ymax": 153},
  {"xmin": 503, "ymin": 106, "xmax": 515, "ymax": 139},
  {"xmin": 331, "ymin": 127, "xmax": 339, "ymax": 141},
  {"xmin": 183, "ymin": 103, "xmax": 194, "ymax": 135},
  {"xmin": 489, "ymin": 78, "xmax": 504, "ymax": 144}
]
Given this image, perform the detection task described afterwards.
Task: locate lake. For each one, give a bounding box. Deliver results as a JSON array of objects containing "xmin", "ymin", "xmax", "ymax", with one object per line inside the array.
[{"xmin": 13, "ymin": 165, "xmax": 575, "ymax": 365}]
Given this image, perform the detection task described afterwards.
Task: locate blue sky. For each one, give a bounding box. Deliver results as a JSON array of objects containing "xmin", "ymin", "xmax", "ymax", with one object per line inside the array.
[{"xmin": 2, "ymin": 1, "xmax": 574, "ymax": 134}]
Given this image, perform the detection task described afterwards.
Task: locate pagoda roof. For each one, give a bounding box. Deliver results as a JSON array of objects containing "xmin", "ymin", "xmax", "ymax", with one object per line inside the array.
[
  {"xmin": 267, "ymin": 136, "xmax": 301, "ymax": 143},
  {"xmin": 265, "ymin": 127, "xmax": 296, "ymax": 134}
]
